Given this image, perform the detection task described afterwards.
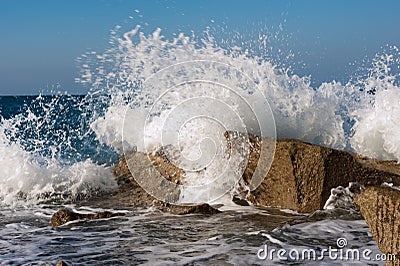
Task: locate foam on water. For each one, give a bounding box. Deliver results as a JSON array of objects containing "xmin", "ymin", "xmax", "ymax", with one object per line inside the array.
[
  {"xmin": 0, "ymin": 207, "xmax": 381, "ymax": 265},
  {"xmin": 0, "ymin": 95, "xmax": 117, "ymax": 207},
  {"xmin": 0, "ymin": 130, "xmax": 117, "ymax": 206}
]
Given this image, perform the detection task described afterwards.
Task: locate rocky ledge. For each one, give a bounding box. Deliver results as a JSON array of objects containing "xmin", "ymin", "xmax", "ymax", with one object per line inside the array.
[
  {"xmin": 354, "ymin": 187, "xmax": 400, "ymax": 265},
  {"xmin": 112, "ymin": 133, "xmax": 400, "ymax": 214},
  {"xmin": 110, "ymin": 151, "xmax": 220, "ymax": 215},
  {"xmin": 229, "ymin": 133, "xmax": 400, "ymax": 260},
  {"xmin": 51, "ymin": 151, "xmax": 220, "ymax": 227},
  {"xmin": 223, "ymin": 132, "xmax": 400, "ymax": 213}
]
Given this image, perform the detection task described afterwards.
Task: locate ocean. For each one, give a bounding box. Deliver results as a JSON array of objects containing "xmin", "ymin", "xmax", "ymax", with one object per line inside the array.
[{"xmin": 0, "ymin": 25, "xmax": 399, "ymax": 265}]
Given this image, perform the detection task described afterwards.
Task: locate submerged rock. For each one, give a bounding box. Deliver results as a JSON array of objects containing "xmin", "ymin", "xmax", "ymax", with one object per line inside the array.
[
  {"xmin": 51, "ymin": 209, "xmax": 125, "ymax": 227},
  {"xmin": 354, "ymin": 187, "xmax": 400, "ymax": 264},
  {"xmin": 160, "ymin": 202, "xmax": 220, "ymax": 215}
]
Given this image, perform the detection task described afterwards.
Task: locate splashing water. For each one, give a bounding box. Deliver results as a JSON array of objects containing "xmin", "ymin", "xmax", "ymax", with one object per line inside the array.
[
  {"xmin": 0, "ymin": 95, "xmax": 117, "ymax": 207},
  {"xmin": 83, "ymin": 26, "xmax": 400, "ymax": 158},
  {"xmin": 1, "ymin": 24, "xmax": 400, "ymax": 206},
  {"xmin": 79, "ymin": 26, "xmax": 400, "ymax": 203},
  {"xmin": 350, "ymin": 45, "xmax": 400, "ymax": 160}
]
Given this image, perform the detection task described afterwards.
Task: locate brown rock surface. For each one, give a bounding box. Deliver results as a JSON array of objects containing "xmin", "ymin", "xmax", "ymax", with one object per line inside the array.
[
  {"xmin": 111, "ymin": 132, "xmax": 400, "ymax": 215},
  {"xmin": 160, "ymin": 203, "xmax": 220, "ymax": 215},
  {"xmin": 112, "ymin": 153, "xmax": 161, "ymax": 207},
  {"xmin": 225, "ymin": 132, "xmax": 400, "ymax": 213},
  {"xmin": 107, "ymin": 151, "xmax": 219, "ymax": 215},
  {"xmin": 112, "ymin": 133, "xmax": 400, "ymax": 214},
  {"xmin": 111, "ymin": 151, "xmax": 181, "ymax": 207},
  {"xmin": 354, "ymin": 187, "xmax": 400, "ymax": 264},
  {"xmin": 51, "ymin": 209, "xmax": 125, "ymax": 227}
]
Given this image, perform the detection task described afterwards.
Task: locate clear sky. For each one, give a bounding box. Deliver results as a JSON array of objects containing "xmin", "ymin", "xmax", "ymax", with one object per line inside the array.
[{"xmin": 1, "ymin": 0, "xmax": 400, "ymax": 95}]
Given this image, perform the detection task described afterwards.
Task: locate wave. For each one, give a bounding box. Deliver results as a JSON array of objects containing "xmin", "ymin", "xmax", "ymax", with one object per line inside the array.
[
  {"xmin": 82, "ymin": 26, "xmax": 400, "ymax": 161},
  {"xmin": 1, "ymin": 24, "xmax": 399, "ymax": 206},
  {"xmin": 0, "ymin": 95, "xmax": 117, "ymax": 207}
]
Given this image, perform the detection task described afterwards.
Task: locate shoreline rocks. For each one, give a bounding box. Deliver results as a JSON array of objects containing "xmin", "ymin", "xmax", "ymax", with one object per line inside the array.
[
  {"xmin": 113, "ymin": 152, "xmax": 220, "ymax": 215},
  {"xmin": 52, "ymin": 133, "xmax": 400, "ymax": 257},
  {"xmin": 50, "ymin": 150, "xmax": 220, "ymax": 227},
  {"xmin": 226, "ymin": 133, "xmax": 400, "ymax": 213},
  {"xmin": 111, "ymin": 132, "xmax": 400, "ymax": 216},
  {"xmin": 354, "ymin": 186, "xmax": 400, "ymax": 265},
  {"xmin": 51, "ymin": 209, "xmax": 125, "ymax": 227}
]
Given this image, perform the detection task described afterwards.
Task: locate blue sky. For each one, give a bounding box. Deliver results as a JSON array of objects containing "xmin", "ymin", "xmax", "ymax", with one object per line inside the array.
[{"xmin": 1, "ymin": 0, "xmax": 400, "ymax": 95}]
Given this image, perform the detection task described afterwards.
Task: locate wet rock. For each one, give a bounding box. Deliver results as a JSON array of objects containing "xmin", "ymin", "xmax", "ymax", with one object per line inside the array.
[
  {"xmin": 113, "ymin": 151, "xmax": 183, "ymax": 205},
  {"xmin": 51, "ymin": 209, "xmax": 125, "ymax": 227},
  {"xmin": 109, "ymin": 152, "xmax": 219, "ymax": 215},
  {"xmin": 56, "ymin": 260, "xmax": 69, "ymax": 266},
  {"xmin": 160, "ymin": 202, "xmax": 221, "ymax": 215},
  {"xmin": 354, "ymin": 187, "xmax": 400, "ymax": 264},
  {"xmin": 232, "ymin": 195, "xmax": 250, "ymax": 206},
  {"xmin": 224, "ymin": 132, "xmax": 400, "ymax": 213},
  {"xmin": 112, "ymin": 132, "xmax": 400, "ymax": 216}
]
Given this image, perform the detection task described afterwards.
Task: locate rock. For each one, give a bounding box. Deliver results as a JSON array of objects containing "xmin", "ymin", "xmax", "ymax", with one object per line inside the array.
[
  {"xmin": 108, "ymin": 151, "xmax": 220, "ymax": 215},
  {"xmin": 51, "ymin": 209, "xmax": 125, "ymax": 227},
  {"xmin": 112, "ymin": 132, "xmax": 400, "ymax": 216},
  {"xmin": 354, "ymin": 187, "xmax": 400, "ymax": 264},
  {"xmin": 56, "ymin": 260, "xmax": 69, "ymax": 266},
  {"xmin": 160, "ymin": 203, "xmax": 221, "ymax": 215},
  {"xmin": 232, "ymin": 195, "xmax": 250, "ymax": 206},
  {"xmin": 224, "ymin": 132, "xmax": 400, "ymax": 213},
  {"xmin": 113, "ymin": 151, "xmax": 183, "ymax": 206}
]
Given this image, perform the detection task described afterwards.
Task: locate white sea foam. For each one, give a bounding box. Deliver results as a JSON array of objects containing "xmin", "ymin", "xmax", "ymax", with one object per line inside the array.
[
  {"xmin": 86, "ymin": 27, "xmax": 399, "ymax": 161},
  {"xmin": 0, "ymin": 108, "xmax": 117, "ymax": 207},
  {"xmin": 87, "ymin": 28, "xmax": 343, "ymax": 151},
  {"xmin": 323, "ymin": 182, "xmax": 363, "ymax": 211},
  {"xmin": 351, "ymin": 88, "xmax": 400, "ymax": 161}
]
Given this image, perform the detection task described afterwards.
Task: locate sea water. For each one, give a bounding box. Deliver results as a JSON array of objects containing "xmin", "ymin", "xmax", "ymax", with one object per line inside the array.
[{"xmin": 1, "ymin": 23, "xmax": 399, "ymax": 264}]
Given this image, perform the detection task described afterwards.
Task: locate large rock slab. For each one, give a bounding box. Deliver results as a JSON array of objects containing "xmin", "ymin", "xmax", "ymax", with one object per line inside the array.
[
  {"xmin": 112, "ymin": 132, "xmax": 400, "ymax": 215},
  {"xmin": 225, "ymin": 132, "xmax": 400, "ymax": 213},
  {"xmin": 114, "ymin": 151, "xmax": 184, "ymax": 202},
  {"xmin": 109, "ymin": 151, "xmax": 219, "ymax": 215},
  {"xmin": 354, "ymin": 187, "xmax": 400, "ymax": 265}
]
